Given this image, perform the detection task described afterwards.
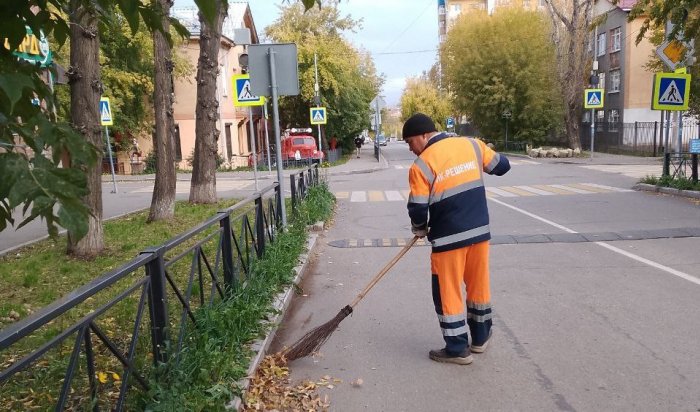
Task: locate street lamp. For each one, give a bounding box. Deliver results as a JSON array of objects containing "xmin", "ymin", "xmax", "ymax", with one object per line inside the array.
[{"xmin": 502, "ymin": 109, "xmax": 512, "ymax": 151}]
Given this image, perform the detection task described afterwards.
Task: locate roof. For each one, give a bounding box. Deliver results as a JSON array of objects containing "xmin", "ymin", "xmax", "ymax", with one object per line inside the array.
[
  {"xmin": 617, "ymin": 0, "xmax": 637, "ymax": 11},
  {"xmin": 172, "ymin": 1, "xmax": 258, "ymax": 43}
]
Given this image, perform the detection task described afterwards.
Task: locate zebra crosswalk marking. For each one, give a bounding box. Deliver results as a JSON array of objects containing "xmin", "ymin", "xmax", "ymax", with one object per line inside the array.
[
  {"xmin": 396, "ymin": 238, "xmax": 407, "ymax": 246},
  {"xmin": 498, "ymin": 186, "xmax": 537, "ymax": 197},
  {"xmin": 363, "ymin": 239, "xmax": 373, "ymax": 247},
  {"xmin": 548, "ymin": 184, "xmax": 594, "ymax": 194},
  {"xmin": 567, "ymin": 183, "xmax": 609, "ymax": 193},
  {"xmin": 486, "ymin": 187, "xmax": 519, "ymax": 197},
  {"xmin": 350, "ymin": 191, "xmax": 367, "ymax": 202},
  {"xmin": 382, "ymin": 238, "xmax": 391, "ymax": 246},
  {"xmin": 335, "ymin": 183, "xmax": 628, "ymax": 202},
  {"xmin": 514, "ymin": 185, "xmax": 555, "ymax": 195},
  {"xmin": 531, "ymin": 184, "xmax": 574, "ymax": 195},
  {"xmin": 348, "ymin": 239, "xmax": 358, "ymax": 247},
  {"xmin": 368, "ymin": 191, "xmax": 385, "ymax": 202},
  {"xmin": 580, "ymin": 183, "xmax": 633, "ymax": 192},
  {"xmin": 385, "ymin": 190, "xmax": 404, "ymax": 201}
]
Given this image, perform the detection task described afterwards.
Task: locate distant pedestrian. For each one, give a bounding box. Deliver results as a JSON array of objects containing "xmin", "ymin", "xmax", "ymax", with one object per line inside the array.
[
  {"xmin": 330, "ymin": 136, "xmax": 338, "ymax": 151},
  {"xmin": 404, "ymin": 113, "xmax": 511, "ymax": 365},
  {"xmin": 354, "ymin": 136, "xmax": 363, "ymax": 158}
]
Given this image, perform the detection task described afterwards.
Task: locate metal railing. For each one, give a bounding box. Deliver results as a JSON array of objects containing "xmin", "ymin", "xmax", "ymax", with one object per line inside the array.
[
  {"xmin": 0, "ymin": 165, "xmax": 320, "ymax": 410},
  {"xmin": 580, "ymin": 121, "xmax": 699, "ymax": 156},
  {"xmin": 290, "ymin": 164, "xmax": 319, "ymax": 213},
  {"xmin": 663, "ymin": 152, "xmax": 699, "ymax": 183}
]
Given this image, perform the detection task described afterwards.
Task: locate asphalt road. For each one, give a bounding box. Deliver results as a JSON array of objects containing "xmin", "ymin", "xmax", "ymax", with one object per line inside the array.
[{"xmin": 272, "ymin": 141, "xmax": 700, "ymax": 411}]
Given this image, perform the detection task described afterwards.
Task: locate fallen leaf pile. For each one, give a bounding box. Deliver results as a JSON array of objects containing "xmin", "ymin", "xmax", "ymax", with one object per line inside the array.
[{"xmin": 243, "ymin": 353, "xmax": 331, "ymax": 411}]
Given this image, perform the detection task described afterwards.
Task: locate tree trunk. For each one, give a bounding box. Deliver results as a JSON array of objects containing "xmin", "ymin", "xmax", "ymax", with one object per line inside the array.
[
  {"xmin": 67, "ymin": 0, "xmax": 104, "ymax": 257},
  {"xmin": 148, "ymin": 0, "xmax": 177, "ymax": 222},
  {"xmin": 190, "ymin": 1, "xmax": 227, "ymax": 204},
  {"xmin": 544, "ymin": 0, "xmax": 592, "ymax": 150}
]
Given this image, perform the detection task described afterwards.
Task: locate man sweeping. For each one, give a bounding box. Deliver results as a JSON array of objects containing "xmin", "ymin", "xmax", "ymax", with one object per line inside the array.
[{"xmin": 403, "ymin": 113, "xmax": 510, "ymax": 365}]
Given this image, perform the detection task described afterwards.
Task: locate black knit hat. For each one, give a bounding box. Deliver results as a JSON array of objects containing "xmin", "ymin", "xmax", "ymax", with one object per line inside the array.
[{"xmin": 402, "ymin": 113, "xmax": 437, "ymax": 139}]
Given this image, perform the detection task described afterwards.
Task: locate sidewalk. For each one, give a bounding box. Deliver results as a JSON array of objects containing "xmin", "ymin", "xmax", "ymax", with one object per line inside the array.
[{"xmin": 101, "ymin": 149, "xmax": 387, "ymax": 183}]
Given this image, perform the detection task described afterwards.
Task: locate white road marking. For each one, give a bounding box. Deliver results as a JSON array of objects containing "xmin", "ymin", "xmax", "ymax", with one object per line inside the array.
[
  {"xmin": 350, "ymin": 191, "xmax": 367, "ymax": 202},
  {"xmin": 579, "ymin": 182, "xmax": 633, "ymax": 192},
  {"xmin": 486, "ymin": 187, "xmax": 519, "ymax": 197},
  {"xmin": 549, "ymin": 184, "xmax": 594, "ymax": 194},
  {"xmin": 385, "ymin": 190, "xmax": 404, "ymax": 201},
  {"xmin": 489, "ymin": 197, "xmax": 700, "ymax": 287},
  {"xmin": 514, "ymin": 185, "xmax": 556, "ymax": 195}
]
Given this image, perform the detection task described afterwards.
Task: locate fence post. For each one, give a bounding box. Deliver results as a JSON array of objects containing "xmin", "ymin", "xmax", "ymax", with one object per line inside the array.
[
  {"xmin": 218, "ymin": 213, "xmax": 235, "ymax": 290},
  {"xmin": 692, "ymin": 154, "xmax": 699, "ymax": 184},
  {"xmin": 255, "ymin": 196, "xmax": 265, "ymax": 258},
  {"xmin": 653, "ymin": 121, "xmax": 658, "ymax": 157},
  {"xmin": 290, "ymin": 173, "xmax": 297, "ymax": 213},
  {"xmin": 634, "ymin": 122, "xmax": 638, "ymax": 152},
  {"xmin": 663, "ymin": 152, "xmax": 670, "ymax": 177},
  {"xmin": 142, "ymin": 247, "xmax": 169, "ymax": 366},
  {"xmin": 275, "ymin": 182, "xmax": 283, "ymax": 228}
]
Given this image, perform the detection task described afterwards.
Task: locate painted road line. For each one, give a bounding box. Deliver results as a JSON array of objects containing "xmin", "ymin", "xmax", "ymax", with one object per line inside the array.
[
  {"xmin": 549, "ymin": 184, "xmax": 594, "ymax": 194},
  {"xmin": 385, "ymin": 190, "xmax": 404, "ymax": 201},
  {"xmin": 382, "ymin": 238, "xmax": 392, "ymax": 246},
  {"xmin": 335, "ymin": 191, "xmax": 349, "ymax": 199},
  {"xmin": 363, "ymin": 238, "xmax": 373, "ymax": 247},
  {"xmin": 487, "ymin": 187, "xmax": 518, "ymax": 197},
  {"xmin": 498, "ymin": 186, "xmax": 537, "ymax": 197},
  {"xmin": 348, "ymin": 239, "xmax": 357, "ymax": 247},
  {"xmin": 396, "ymin": 238, "xmax": 407, "ymax": 246},
  {"xmin": 368, "ymin": 191, "xmax": 385, "ymax": 202},
  {"xmin": 486, "ymin": 191, "xmax": 498, "ymax": 198},
  {"xmin": 350, "ymin": 191, "xmax": 367, "ymax": 202},
  {"xmin": 489, "ymin": 197, "xmax": 700, "ymax": 287},
  {"xmin": 514, "ymin": 185, "xmax": 556, "ymax": 196},
  {"xmin": 580, "ymin": 183, "xmax": 633, "ymax": 192},
  {"xmin": 401, "ymin": 190, "xmax": 410, "ymax": 199},
  {"xmin": 532, "ymin": 184, "xmax": 574, "ymax": 195}
]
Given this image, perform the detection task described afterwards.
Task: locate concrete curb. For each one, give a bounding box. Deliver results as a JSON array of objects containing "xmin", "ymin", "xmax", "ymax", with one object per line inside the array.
[
  {"xmin": 633, "ymin": 183, "xmax": 700, "ymax": 199},
  {"xmin": 227, "ymin": 232, "xmax": 320, "ymax": 410}
]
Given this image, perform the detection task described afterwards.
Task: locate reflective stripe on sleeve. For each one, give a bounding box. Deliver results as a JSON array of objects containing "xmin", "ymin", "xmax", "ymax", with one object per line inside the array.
[
  {"xmin": 484, "ymin": 153, "xmax": 501, "ymax": 173},
  {"xmin": 408, "ymin": 194, "xmax": 430, "ymax": 204},
  {"xmin": 414, "ymin": 157, "xmax": 435, "ymax": 186},
  {"xmin": 431, "ymin": 224, "xmax": 490, "ymax": 248},
  {"xmin": 468, "ymin": 139, "xmax": 482, "ymax": 171}
]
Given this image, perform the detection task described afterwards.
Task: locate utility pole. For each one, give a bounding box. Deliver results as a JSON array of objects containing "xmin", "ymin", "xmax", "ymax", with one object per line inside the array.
[
  {"xmin": 314, "ymin": 53, "xmax": 322, "ymax": 153},
  {"xmin": 590, "ymin": 25, "xmax": 598, "ymax": 160}
]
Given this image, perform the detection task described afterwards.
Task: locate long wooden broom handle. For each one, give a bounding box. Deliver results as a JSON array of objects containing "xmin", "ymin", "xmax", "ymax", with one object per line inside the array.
[{"xmin": 349, "ymin": 236, "xmax": 420, "ymax": 308}]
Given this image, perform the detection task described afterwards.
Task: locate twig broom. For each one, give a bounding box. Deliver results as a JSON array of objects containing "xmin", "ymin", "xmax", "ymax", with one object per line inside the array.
[{"xmin": 283, "ymin": 236, "xmax": 419, "ymax": 361}]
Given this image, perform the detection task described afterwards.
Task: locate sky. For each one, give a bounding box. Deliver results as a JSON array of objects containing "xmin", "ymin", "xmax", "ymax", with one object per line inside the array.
[{"xmin": 177, "ymin": 0, "xmax": 440, "ymax": 107}]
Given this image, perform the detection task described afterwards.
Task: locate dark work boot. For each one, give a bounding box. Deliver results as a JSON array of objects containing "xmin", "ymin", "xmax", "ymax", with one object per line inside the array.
[{"xmin": 428, "ymin": 348, "xmax": 473, "ymax": 365}]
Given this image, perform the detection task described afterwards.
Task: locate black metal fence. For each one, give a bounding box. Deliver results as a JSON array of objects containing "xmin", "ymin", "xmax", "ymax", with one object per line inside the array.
[
  {"xmin": 0, "ymin": 165, "xmax": 320, "ymax": 410},
  {"xmin": 663, "ymin": 152, "xmax": 700, "ymax": 183},
  {"xmin": 580, "ymin": 121, "xmax": 700, "ymax": 156},
  {"xmin": 325, "ymin": 148, "xmax": 342, "ymax": 163}
]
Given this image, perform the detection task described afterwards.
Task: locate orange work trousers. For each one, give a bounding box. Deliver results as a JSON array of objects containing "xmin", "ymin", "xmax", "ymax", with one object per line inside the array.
[{"xmin": 430, "ymin": 240, "xmax": 492, "ymax": 355}]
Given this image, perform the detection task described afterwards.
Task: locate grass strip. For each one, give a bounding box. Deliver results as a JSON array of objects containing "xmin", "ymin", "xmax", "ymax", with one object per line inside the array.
[
  {"xmin": 639, "ymin": 174, "xmax": 700, "ymax": 191},
  {"xmin": 139, "ymin": 183, "xmax": 335, "ymax": 410}
]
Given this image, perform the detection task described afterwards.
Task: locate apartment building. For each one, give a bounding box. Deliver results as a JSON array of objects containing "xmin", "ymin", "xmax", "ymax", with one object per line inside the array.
[
  {"xmin": 171, "ymin": 2, "xmax": 263, "ymax": 169},
  {"xmin": 588, "ymin": 0, "xmax": 656, "ymax": 125},
  {"xmin": 439, "ymin": 0, "xmax": 546, "ymax": 40}
]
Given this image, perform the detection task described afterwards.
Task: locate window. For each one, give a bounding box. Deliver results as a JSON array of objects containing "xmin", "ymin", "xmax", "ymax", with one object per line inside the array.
[
  {"xmin": 583, "ymin": 111, "xmax": 591, "ymax": 122},
  {"xmin": 174, "ymin": 124, "xmax": 182, "ymax": 161},
  {"xmin": 598, "ymin": 72, "xmax": 605, "ymax": 89},
  {"xmin": 610, "ymin": 27, "xmax": 622, "ymax": 52},
  {"xmin": 609, "ymin": 69, "xmax": 620, "ymax": 92},
  {"xmin": 539, "ymin": 0, "xmax": 546, "ymax": 7},
  {"xmin": 596, "ymin": 110, "xmax": 605, "ymax": 120},
  {"xmin": 608, "ymin": 109, "xmax": 620, "ymax": 131},
  {"xmin": 597, "ymin": 33, "xmax": 606, "ymax": 56},
  {"xmin": 221, "ymin": 62, "xmax": 228, "ymax": 97}
]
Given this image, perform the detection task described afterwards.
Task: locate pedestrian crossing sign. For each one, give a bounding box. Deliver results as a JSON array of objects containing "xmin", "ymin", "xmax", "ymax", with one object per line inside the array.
[
  {"xmin": 232, "ymin": 74, "xmax": 265, "ymax": 107},
  {"xmin": 584, "ymin": 89, "xmax": 604, "ymax": 109},
  {"xmin": 310, "ymin": 107, "xmax": 327, "ymax": 125},
  {"xmin": 99, "ymin": 97, "xmax": 113, "ymax": 126},
  {"xmin": 652, "ymin": 72, "xmax": 690, "ymax": 110}
]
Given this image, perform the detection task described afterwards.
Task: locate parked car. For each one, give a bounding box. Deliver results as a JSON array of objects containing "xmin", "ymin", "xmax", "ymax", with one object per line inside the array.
[
  {"xmin": 281, "ymin": 128, "xmax": 324, "ymax": 163},
  {"xmin": 376, "ymin": 135, "xmax": 388, "ymax": 146}
]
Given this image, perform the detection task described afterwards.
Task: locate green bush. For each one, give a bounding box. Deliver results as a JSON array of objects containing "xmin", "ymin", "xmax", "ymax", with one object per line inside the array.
[{"xmin": 639, "ymin": 174, "xmax": 700, "ymax": 191}]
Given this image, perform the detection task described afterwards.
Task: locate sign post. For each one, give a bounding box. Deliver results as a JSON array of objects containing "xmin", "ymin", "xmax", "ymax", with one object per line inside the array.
[
  {"xmin": 232, "ymin": 74, "xmax": 265, "ymax": 190},
  {"xmin": 248, "ymin": 43, "xmax": 300, "ymax": 228},
  {"xmin": 501, "ymin": 110, "xmax": 511, "ymax": 151},
  {"xmin": 584, "ymin": 88, "xmax": 604, "ymax": 159},
  {"xmin": 100, "ymin": 97, "xmax": 117, "ymax": 194}
]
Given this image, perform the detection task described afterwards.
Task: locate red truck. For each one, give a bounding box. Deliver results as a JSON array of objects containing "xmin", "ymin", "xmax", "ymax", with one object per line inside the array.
[{"xmin": 281, "ymin": 128, "xmax": 324, "ymax": 163}]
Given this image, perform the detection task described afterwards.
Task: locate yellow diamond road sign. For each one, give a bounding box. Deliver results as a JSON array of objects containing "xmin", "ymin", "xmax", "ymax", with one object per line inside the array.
[
  {"xmin": 656, "ymin": 40, "xmax": 687, "ymax": 71},
  {"xmin": 584, "ymin": 89, "xmax": 604, "ymax": 109}
]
